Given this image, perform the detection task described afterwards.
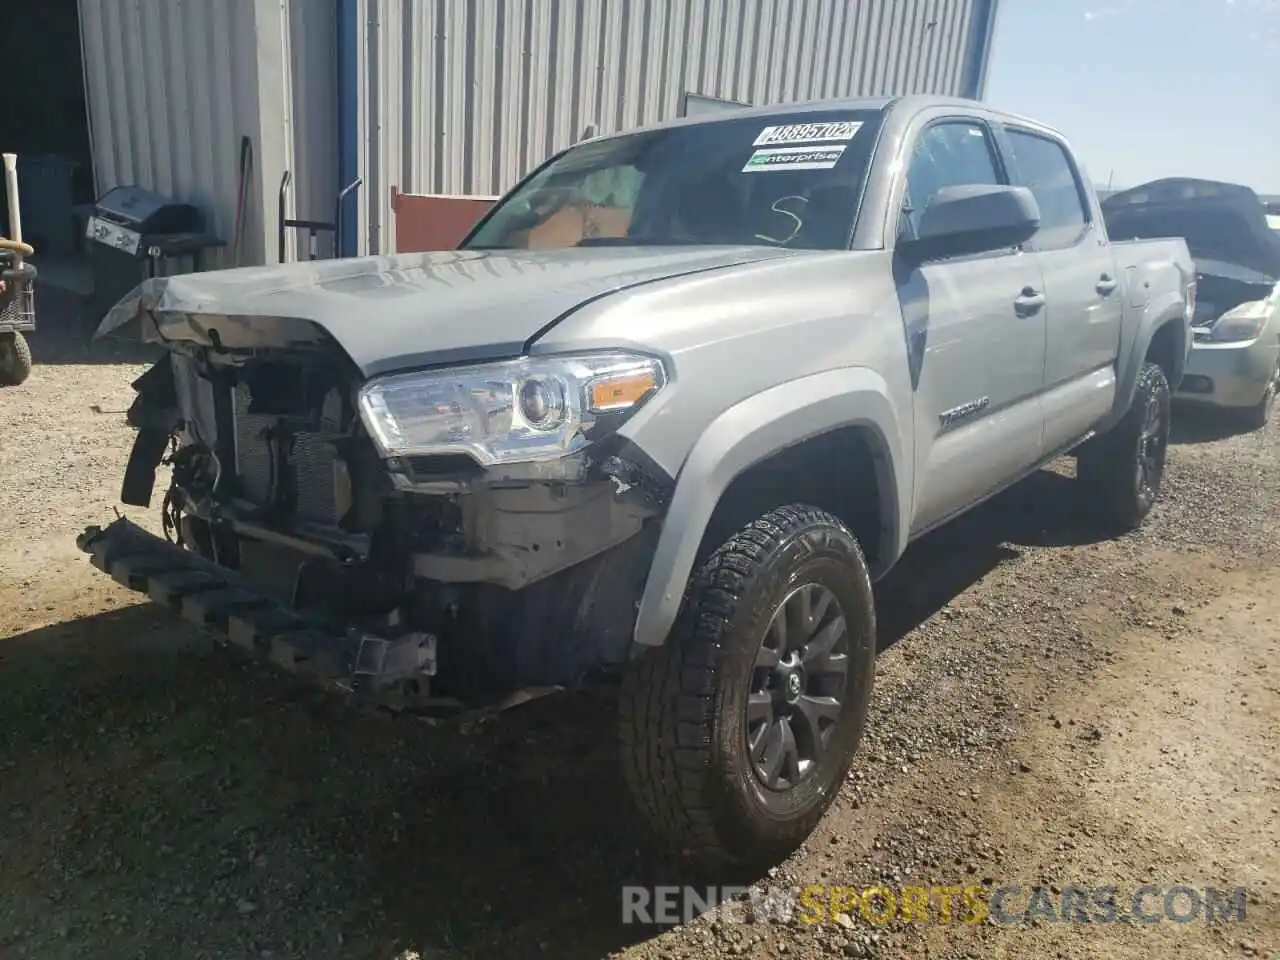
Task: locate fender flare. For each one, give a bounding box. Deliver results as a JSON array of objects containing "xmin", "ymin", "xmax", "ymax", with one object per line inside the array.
[
  {"xmin": 631, "ymin": 367, "xmax": 908, "ymax": 648},
  {"xmin": 1102, "ymin": 294, "xmax": 1188, "ymax": 434}
]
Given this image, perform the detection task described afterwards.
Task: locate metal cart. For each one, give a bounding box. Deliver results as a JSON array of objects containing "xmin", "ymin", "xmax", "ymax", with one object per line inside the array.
[{"xmin": 0, "ymin": 153, "xmax": 35, "ymax": 387}]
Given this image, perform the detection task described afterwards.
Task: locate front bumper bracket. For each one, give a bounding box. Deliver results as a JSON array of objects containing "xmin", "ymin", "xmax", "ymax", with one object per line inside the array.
[{"xmin": 76, "ymin": 516, "xmax": 437, "ymax": 706}]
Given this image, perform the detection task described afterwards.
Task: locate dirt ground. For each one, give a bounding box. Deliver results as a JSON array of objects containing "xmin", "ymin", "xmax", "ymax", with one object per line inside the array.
[{"xmin": 1, "ymin": 297, "xmax": 1276, "ymax": 960}]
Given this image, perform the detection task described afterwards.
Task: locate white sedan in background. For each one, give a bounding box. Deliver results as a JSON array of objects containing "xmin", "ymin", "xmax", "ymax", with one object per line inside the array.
[
  {"xmin": 1104, "ymin": 179, "xmax": 1280, "ymax": 429},
  {"xmin": 1178, "ymin": 261, "xmax": 1279, "ymax": 429}
]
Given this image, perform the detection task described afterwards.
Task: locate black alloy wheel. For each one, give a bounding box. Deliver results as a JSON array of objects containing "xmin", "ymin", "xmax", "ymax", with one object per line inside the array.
[{"xmin": 747, "ymin": 583, "xmax": 850, "ymax": 791}]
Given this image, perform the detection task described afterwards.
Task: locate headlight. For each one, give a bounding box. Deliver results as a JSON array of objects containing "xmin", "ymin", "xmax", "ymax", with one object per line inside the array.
[
  {"xmin": 357, "ymin": 352, "xmax": 667, "ymax": 464},
  {"xmin": 1207, "ymin": 305, "xmax": 1268, "ymax": 343}
]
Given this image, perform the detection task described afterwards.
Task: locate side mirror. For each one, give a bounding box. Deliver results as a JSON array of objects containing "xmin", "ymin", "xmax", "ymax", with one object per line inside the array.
[{"xmin": 901, "ymin": 184, "xmax": 1041, "ymax": 260}]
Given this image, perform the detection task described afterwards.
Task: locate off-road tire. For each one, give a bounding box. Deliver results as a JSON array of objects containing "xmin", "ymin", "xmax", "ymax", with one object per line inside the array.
[
  {"xmin": 0, "ymin": 331, "xmax": 31, "ymax": 386},
  {"xmin": 1078, "ymin": 361, "xmax": 1171, "ymax": 532},
  {"xmin": 1239, "ymin": 364, "xmax": 1277, "ymax": 431},
  {"xmin": 619, "ymin": 504, "xmax": 876, "ymax": 868}
]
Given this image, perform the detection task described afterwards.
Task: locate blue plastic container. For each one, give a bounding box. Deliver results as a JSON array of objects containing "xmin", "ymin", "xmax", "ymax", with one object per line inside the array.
[{"xmin": 15, "ymin": 154, "xmax": 79, "ymax": 255}]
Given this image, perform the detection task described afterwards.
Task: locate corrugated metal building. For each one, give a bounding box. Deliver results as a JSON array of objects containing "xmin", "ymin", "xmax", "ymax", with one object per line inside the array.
[
  {"xmin": 76, "ymin": 0, "xmax": 338, "ymax": 267},
  {"xmin": 66, "ymin": 0, "xmax": 1000, "ymax": 267}
]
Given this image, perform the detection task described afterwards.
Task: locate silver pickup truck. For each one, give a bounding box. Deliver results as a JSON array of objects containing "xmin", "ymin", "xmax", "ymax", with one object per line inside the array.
[{"xmin": 82, "ymin": 95, "xmax": 1193, "ymax": 868}]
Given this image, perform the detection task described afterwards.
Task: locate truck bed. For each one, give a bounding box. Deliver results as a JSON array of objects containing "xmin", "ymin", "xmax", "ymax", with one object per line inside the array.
[{"xmin": 1111, "ymin": 237, "xmax": 1194, "ymax": 281}]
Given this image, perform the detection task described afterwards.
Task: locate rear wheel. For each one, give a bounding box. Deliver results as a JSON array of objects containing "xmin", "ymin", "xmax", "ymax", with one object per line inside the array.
[
  {"xmin": 0, "ymin": 332, "xmax": 31, "ymax": 386},
  {"xmin": 1078, "ymin": 361, "xmax": 1171, "ymax": 532},
  {"xmin": 619, "ymin": 504, "xmax": 876, "ymax": 868}
]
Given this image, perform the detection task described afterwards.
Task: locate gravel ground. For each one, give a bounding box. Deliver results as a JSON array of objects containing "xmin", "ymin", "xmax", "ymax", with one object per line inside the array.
[{"xmin": 1, "ymin": 297, "xmax": 1276, "ymax": 960}]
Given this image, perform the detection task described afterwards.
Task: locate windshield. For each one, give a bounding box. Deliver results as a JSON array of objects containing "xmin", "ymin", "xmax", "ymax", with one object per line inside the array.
[{"xmin": 462, "ymin": 110, "xmax": 885, "ymax": 252}]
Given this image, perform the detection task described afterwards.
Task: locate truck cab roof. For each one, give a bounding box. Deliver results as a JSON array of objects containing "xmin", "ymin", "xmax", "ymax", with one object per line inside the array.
[{"xmin": 576, "ymin": 94, "xmax": 1071, "ymax": 145}]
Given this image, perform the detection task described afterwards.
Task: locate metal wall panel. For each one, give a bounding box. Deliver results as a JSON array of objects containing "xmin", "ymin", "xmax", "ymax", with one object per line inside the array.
[
  {"xmin": 283, "ymin": 0, "xmax": 340, "ymax": 262},
  {"xmin": 353, "ymin": 0, "xmax": 997, "ymax": 255},
  {"xmin": 78, "ymin": 0, "xmax": 336, "ymax": 267},
  {"xmin": 79, "ymin": 0, "xmax": 997, "ymax": 263},
  {"xmin": 79, "ymin": 0, "xmax": 258, "ymax": 263}
]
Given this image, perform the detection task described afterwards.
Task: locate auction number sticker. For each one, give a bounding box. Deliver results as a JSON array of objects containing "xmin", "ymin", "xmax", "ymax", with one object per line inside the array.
[
  {"xmin": 752, "ymin": 121, "xmax": 863, "ymax": 146},
  {"xmin": 742, "ymin": 145, "xmax": 847, "ymax": 173}
]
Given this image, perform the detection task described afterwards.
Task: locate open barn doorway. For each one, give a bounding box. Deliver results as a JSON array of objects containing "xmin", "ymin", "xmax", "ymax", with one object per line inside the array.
[{"xmin": 0, "ymin": 0, "xmax": 95, "ymax": 297}]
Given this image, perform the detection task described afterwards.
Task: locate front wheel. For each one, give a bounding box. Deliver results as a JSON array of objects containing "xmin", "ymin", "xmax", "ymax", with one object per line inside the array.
[
  {"xmin": 619, "ymin": 504, "xmax": 876, "ymax": 868},
  {"xmin": 0, "ymin": 331, "xmax": 31, "ymax": 386},
  {"xmin": 1078, "ymin": 361, "xmax": 1171, "ymax": 532}
]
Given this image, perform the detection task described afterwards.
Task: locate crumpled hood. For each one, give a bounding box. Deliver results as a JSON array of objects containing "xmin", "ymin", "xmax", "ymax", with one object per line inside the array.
[
  {"xmin": 1102, "ymin": 179, "xmax": 1280, "ymax": 280},
  {"xmin": 97, "ymin": 246, "xmax": 788, "ymax": 377}
]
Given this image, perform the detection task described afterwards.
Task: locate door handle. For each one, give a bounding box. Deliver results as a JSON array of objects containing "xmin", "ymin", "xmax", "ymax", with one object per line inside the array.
[
  {"xmin": 1014, "ymin": 287, "xmax": 1045, "ymax": 315},
  {"xmin": 1096, "ymin": 274, "xmax": 1118, "ymax": 295}
]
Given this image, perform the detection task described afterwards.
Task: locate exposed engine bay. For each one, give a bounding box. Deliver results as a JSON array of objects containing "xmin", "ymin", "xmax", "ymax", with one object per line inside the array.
[
  {"xmin": 112, "ymin": 340, "xmax": 667, "ymax": 712},
  {"xmin": 1191, "ymin": 269, "xmax": 1277, "ymax": 331}
]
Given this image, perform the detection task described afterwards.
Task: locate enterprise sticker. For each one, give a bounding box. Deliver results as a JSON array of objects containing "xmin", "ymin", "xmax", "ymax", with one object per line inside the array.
[
  {"xmin": 753, "ymin": 121, "xmax": 863, "ymax": 146},
  {"xmin": 742, "ymin": 145, "xmax": 847, "ymax": 173}
]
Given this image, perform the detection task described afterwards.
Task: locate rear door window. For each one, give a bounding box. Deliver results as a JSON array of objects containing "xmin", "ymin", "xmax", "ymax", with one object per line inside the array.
[{"xmin": 1003, "ymin": 129, "xmax": 1090, "ymax": 250}]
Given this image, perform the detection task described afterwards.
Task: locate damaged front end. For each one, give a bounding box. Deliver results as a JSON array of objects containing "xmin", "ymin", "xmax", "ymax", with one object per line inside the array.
[
  {"xmin": 1190, "ymin": 264, "xmax": 1276, "ymax": 337},
  {"xmin": 82, "ymin": 305, "xmax": 670, "ymax": 716}
]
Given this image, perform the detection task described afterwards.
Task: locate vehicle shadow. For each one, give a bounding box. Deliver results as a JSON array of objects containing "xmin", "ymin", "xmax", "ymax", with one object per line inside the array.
[
  {"xmin": 874, "ymin": 465, "xmax": 1107, "ymax": 649},
  {"xmin": 0, "ymin": 605, "xmax": 712, "ymax": 960},
  {"xmin": 1170, "ymin": 402, "xmax": 1253, "ymax": 445},
  {"xmin": 0, "ymin": 466, "xmax": 1113, "ymax": 959}
]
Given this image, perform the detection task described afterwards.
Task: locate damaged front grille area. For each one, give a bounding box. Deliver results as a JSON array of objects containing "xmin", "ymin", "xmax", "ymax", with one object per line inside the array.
[
  {"xmin": 232, "ymin": 382, "xmax": 275, "ymax": 504},
  {"xmin": 230, "ymin": 378, "xmax": 349, "ymax": 526}
]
